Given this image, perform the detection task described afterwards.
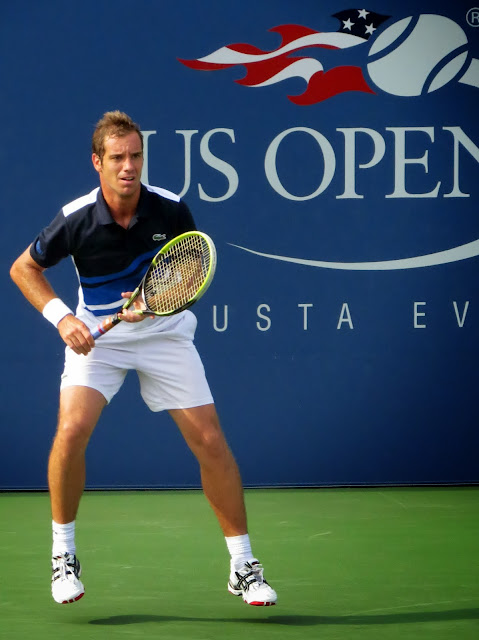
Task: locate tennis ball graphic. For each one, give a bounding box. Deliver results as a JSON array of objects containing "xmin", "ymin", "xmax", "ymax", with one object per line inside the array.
[{"xmin": 367, "ymin": 14, "xmax": 469, "ymax": 96}]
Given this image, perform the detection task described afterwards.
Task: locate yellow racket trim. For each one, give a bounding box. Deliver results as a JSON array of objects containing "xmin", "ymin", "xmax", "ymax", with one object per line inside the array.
[{"xmin": 141, "ymin": 231, "xmax": 217, "ymax": 316}]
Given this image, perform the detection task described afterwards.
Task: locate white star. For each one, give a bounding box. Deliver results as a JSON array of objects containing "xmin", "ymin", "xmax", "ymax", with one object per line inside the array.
[
  {"xmin": 365, "ymin": 23, "xmax": 376, "ymax": 35},
  {"xmin": 342, "ymin": 18, "xmax": 355, "ymax": 31},
  {"xmin": 358, "ymin": 9, "xmax": 370, "ymax": 19}
]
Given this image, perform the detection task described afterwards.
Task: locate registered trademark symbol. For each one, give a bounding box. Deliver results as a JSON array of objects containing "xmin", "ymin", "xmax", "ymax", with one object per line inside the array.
[{"xmin": 466, "ymin": 7, "xmax": 479, "ymax": 26}]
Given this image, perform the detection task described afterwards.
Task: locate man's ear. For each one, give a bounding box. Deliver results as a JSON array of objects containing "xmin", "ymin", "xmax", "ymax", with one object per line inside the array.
[{"xmin": 92, "ymin": 153, "xmax": 102, "ymax": 174}]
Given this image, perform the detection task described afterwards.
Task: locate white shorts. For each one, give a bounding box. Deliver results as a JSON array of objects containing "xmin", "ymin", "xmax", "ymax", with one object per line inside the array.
[{"xmin": 60, "ymin": 309, "xmax": 214, "ymax": 412}]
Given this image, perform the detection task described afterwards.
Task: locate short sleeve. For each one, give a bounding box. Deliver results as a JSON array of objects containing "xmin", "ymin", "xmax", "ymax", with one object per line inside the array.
[{"xmin": 29, "ymin": 210, "xmax": 71, "ymax": 268}]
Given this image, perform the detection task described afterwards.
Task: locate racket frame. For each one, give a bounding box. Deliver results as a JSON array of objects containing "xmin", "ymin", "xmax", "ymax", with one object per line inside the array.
[{"xmin": 91, "ymin": 231, "xmax": 216, "ymax": 339}]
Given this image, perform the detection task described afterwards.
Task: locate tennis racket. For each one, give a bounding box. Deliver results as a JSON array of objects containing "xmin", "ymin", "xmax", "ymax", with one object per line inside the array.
[{"xmin": 91, "ymin": 231, "xmax": 216, "ymax": 340}]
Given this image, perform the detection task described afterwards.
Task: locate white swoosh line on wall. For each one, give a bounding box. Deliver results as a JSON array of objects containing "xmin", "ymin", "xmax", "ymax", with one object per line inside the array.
[
  {"xmin": 229, "ymin": 239, "xmax": 479, "ymax": 270},
  {"xmin": 199, "ymin": 33, "xmax": 365, "ymax": 65},
  {"xmin": 252, "ymin": 58, "xmax": 324, "ymax": 87}
]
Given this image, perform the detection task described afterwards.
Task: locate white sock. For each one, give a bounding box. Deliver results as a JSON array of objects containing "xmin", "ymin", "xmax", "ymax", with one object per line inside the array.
[
  {"xmin": 52, "ymin": 520, "xmax": 76, "ymax": 556},
  {"xmin": 225, "ymin": 534, "xmax": 254, "ymax": 568}
]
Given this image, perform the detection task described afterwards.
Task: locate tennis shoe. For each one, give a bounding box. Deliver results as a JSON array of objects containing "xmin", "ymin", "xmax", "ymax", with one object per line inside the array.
[
  {"xmin": 51, "ymin": 553, "xmax": 84, "ymax": 604},
  {"xmin": 228, "ymin": 559, "xmax": 277, "ymax": 606}
]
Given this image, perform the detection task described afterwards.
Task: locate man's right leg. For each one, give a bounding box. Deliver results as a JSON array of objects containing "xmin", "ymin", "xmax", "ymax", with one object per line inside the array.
[{"xmin": 49, "ymin": 386, "xmax": 106, "ymax": 603}]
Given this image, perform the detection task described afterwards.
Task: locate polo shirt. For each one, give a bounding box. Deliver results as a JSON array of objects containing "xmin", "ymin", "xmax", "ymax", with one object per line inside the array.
[{"xmin": 30, "ymin": 184, "xmax": 196, "ymax": 317}]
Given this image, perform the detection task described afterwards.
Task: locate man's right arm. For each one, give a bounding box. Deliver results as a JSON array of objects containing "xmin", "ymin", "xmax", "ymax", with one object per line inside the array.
[{"xmin": 10, "ymin": 247, "xmax": 95, "ymax": 355}]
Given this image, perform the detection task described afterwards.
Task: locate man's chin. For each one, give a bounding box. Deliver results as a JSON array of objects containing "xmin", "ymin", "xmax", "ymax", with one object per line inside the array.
[{"xmin": 118, "ymin": 182, "xmax": 140, "ymax": 196}]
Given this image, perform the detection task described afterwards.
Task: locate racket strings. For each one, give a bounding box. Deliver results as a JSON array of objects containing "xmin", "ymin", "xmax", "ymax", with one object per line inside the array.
[{"xmin": 143, "ymin": 235, "xmax": 211, "ymax": 313}]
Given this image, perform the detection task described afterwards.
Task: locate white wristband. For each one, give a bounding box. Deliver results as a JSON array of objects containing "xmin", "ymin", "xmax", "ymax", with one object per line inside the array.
[{"xmin": 42, "ymin": 298, "xmax": 74, "ymax": 327}]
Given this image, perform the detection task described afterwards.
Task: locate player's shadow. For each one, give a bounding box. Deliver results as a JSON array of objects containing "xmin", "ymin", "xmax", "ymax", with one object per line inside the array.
[{"xmin": 89, "ymin": 608, "xmax": 479, "ymax": 626}]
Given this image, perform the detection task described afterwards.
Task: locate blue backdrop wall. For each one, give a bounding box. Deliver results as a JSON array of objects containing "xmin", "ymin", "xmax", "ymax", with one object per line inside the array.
[{"xmin": 1, "ymin": 0, "xmax": 478, "ymax": 489}]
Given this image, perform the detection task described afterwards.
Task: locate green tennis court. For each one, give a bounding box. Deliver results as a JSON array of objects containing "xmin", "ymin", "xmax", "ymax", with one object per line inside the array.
[{"xmin": 1, "ymin": 487, "xmax": 478, "ymax": 639}]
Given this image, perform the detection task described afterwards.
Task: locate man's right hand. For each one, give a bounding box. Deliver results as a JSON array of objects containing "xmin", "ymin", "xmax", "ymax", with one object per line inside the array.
[{"xmin": 57, "ymin": 315, "xmax": 96, "ymax": 355}]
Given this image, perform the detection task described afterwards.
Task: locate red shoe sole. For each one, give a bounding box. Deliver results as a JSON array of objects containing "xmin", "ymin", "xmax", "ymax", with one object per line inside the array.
[{"xmin": 61, "ymin": 592, "xmax": 85, "ymax": 604}]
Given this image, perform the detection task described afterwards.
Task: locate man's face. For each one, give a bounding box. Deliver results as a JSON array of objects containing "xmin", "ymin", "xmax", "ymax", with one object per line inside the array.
[{"xmin": 92, "ymin": 132, "xmax": 143, "ymax": 200}]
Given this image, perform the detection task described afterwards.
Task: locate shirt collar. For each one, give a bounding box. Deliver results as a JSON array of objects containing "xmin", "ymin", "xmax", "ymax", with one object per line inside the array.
[
  {"xmin": 135, "ymin": 184, "xmax": 151, "ymax": 219},
  {"xmin": 96, "ymin": 188, "xmax": 115, "ymax": 225},
  {"xmin": 96, "ymin": 184, "xmax": 150, "ymax": 226}
]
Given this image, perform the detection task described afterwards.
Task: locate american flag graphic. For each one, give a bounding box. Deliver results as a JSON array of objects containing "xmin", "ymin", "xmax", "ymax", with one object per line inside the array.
[{"xmin": 179, "ymin": 9, "xmax": 390, "ymax": 105}]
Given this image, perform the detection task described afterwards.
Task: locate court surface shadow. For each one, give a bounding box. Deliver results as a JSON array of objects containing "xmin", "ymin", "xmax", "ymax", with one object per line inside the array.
[{"xmin": 89, "ymin": 607, "xmax": 479, "ymax": 626}]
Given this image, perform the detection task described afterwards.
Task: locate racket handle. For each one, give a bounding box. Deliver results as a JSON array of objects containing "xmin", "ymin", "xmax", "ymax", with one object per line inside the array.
[{"xmin": 91, "ymin": 313, "xmax": 121, "ymax": 340}]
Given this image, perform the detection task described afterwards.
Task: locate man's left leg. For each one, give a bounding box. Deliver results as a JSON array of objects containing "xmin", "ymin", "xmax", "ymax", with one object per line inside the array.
[
  {"xmin": 169, "ymin": 404, "xmax": 277, "ymax": 606},
  {"xmin": 169, "ymin": 403, "xmax": 246, "ymax": 535}
]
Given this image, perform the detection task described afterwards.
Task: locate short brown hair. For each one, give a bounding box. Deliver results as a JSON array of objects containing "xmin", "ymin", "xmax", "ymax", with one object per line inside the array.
[{"xmin": 92, "ymin": 111, "xmax": 143, "ymax": 161}]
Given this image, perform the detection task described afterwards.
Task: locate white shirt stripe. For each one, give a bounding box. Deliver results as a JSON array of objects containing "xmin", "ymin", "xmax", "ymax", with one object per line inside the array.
[{"xmin": 62, "ymin": 188, "xmax": 100, "ymax": 217}]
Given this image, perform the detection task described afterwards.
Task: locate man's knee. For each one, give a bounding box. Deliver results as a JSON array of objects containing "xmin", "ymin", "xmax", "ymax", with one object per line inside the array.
[
  {"xmin": 53, "ymin": 416, "xmax": 96, "ymax": 453},
  {"xmin": 190, "ymin": 419, "xmax": 232, "ymax": 464},
  {"xmin": 171, "ymin": 404, "xmax": 235, "ymax": 462},
  {"xmin": 200, "ymin": 425, "xmax": 230, "ymax": 457},
  {"xmin": 54, "ymin": 387, "xmax": 105, "ymax": 453}
]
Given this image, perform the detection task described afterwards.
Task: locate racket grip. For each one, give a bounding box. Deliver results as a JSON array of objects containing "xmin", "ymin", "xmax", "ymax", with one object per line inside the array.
[{"xmin": 91, "ymin": 313, "xmax": 121, "ymax": 340}]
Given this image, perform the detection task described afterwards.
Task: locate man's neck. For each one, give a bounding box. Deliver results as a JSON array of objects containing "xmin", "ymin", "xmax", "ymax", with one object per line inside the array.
[{"xmin": 101, "ymin": 187, "xmax": 141, "ymax": 229}]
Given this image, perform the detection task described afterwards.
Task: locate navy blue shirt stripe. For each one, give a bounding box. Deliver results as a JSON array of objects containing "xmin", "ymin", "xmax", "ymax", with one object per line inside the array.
[{"xmin": 79, "ymin": 247, "xmax": 157, "ymax": 285}]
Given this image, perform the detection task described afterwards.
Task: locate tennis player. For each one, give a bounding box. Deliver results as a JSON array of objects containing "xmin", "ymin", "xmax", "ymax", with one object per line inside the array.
[{"xmin": 10, "ymin": 111, "xmax": 277, "ymax": 607}]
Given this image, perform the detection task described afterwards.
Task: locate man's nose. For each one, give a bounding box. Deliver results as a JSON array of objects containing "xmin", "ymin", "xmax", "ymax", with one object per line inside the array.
[{"xmin": 123, "ymin": 155, "xmax": 135, "ymax": 170}]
